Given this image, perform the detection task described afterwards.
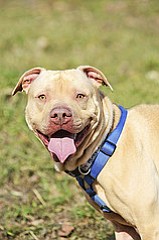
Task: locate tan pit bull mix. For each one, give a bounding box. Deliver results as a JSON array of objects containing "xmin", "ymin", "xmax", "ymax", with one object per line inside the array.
[{"xmin": 12, "ymin": 66, "xmax": 159, "ymax": 240}]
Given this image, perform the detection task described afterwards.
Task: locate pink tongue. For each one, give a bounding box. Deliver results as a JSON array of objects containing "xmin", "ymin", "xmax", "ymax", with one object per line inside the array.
[{"xmin": 48, "ymin": 137, "xmax": 76, "ymax": 163}]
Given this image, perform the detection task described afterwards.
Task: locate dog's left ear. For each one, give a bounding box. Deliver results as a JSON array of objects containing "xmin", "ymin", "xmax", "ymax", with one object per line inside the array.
[
  {"xmin": 77, "ymin": 65, "xmax": 113, "ymax": 91},
  {"xmin": 12, "ymin": 67, "xmax": 45, "ymax": 96}
]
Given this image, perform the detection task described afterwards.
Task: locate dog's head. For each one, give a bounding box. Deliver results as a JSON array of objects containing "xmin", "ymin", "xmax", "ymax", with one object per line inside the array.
[{"xmin": 12, "ymin": 66, "xmax": 113, "ymax": 171}]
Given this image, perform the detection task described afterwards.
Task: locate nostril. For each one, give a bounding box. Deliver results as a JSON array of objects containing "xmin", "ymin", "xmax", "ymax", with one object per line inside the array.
[
  {"xmin": 52, "ymin": 113, "xmax": 58, "ymax": 118},
  {"xmin": 62, "ymin": 112, "xmax": 72, "ymax": 118},
  {"xmin": 62, "ymin": 113, "xmax": 67, "ymax": 118}
]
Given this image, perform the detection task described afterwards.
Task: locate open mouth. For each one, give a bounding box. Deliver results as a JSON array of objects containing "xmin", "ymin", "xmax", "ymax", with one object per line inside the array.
[{"xmin": 36, "ymin": 125, "xmax": 90, "ymax": 164}]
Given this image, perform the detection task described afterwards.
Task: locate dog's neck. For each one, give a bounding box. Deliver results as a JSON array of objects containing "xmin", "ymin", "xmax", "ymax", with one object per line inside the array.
[
  {"xmin": 62, "ymin": 98, "xmax": 122, "ymax": 172},
  {"xmin": 80, "ymin": 104, "xmax": 122, "ymax": 174},
  {"xmin": 66, "ymin": 105, "xmax": 128, "ymax": 191}
]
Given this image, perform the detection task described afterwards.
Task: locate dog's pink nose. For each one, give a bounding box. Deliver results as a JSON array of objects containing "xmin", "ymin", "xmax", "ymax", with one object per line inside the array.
[{"xmin": 50, "ymin": 106, "xmax": 72, "ymax": 125}]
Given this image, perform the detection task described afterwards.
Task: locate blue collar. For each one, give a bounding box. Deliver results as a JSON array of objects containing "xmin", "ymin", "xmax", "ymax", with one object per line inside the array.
[{"xmin": 66, "ymin": 105, "xmax": 128, "ymax": 213}]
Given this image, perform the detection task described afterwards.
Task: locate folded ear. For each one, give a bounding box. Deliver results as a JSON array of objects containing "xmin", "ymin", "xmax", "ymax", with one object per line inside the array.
[
  {"xmin": 12, "ymin": 67, "xmax": 45, "ymax": 95},
  {"xmin": 77, "ymin": 65, "xmax": 113, "ymax": 91}
]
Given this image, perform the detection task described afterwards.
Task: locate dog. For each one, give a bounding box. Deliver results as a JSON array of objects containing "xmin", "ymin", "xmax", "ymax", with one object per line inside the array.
[{"xmin": 12, "ymin": 66, "xmax": 159, "ymax": 240}]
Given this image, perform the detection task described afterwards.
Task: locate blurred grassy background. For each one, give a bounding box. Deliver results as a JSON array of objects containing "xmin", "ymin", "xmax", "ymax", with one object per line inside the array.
[{"xmin": 0, "ymin": 0, "xmax": 159, "ymax": 239}]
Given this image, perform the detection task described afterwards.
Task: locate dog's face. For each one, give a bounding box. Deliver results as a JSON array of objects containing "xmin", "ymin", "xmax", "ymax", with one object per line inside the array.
[{"xmin": 12, "ymin": 66, "xmax": 112, "ymax": 171}]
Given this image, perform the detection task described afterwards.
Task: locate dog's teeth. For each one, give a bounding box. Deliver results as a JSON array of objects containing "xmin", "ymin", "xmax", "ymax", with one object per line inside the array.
[{"xmin": 74, "ymin": 134, "xmax": 77, "ymax": 140}]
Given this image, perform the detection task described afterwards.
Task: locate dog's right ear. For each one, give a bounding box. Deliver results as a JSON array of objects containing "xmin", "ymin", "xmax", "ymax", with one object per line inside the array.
[
  {"xmin": 12, "ymin": 67, "xmax": 45, "ymax": 96},
  {"xmin": 77, "ymin": 65, "xmax": 113, "ymax": 91}
]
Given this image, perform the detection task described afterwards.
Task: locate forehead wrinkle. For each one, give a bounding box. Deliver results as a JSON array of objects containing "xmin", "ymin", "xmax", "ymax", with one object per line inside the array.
[{"xmin": 53, "ymin": 71, "xmax": 75, "ymax": 94}]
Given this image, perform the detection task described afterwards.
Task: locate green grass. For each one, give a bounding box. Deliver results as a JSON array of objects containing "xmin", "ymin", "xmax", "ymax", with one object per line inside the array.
[{"xmin": 1, "ymin": 0, "xmax": 159, "ymax": 239}]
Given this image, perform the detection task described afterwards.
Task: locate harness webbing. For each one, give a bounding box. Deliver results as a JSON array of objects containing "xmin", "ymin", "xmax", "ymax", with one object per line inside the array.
[{"xmin": 66, "ymin": 105, "xmax": 128, "ymax": 213}]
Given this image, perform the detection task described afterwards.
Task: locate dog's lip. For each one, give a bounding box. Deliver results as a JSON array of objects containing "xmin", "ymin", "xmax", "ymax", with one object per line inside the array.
[
  {"xmin": 36, "ymin": 125, "xmax": 90, "ymax": 163},
  {"xmin": 36, "ymin": 124, "xmax": 90, "ymax": 149}
]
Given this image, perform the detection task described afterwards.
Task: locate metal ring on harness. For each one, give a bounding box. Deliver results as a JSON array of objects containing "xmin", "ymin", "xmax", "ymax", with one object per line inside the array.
[{"xmin": 78, "ymin": 166, "xmax": 91, "ymax": 175}]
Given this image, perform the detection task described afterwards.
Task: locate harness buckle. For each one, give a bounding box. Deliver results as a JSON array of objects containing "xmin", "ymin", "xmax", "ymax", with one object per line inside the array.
[{"xmin": 101, "ymin": 139, "xmax": 116, "ymax": 156}]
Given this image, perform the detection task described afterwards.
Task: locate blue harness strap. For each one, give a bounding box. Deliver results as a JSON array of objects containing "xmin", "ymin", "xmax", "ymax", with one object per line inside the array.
[
  {"xmin": 66, "ymin": 106, "xmax": 128, "ymax": 213},
  {"xmin": 90, "ymin": 105, "xmax": 128, "ymax": 180}
]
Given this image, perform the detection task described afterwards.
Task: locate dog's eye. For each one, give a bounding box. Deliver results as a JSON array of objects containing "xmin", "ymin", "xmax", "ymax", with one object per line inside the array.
[
  {"xmin": 76, "ymin": 94, "xmax": 86, "ymax": 99},
  {"xmin": 38, "ymin": 94, "xmax": 46, "ymax": 101}
]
